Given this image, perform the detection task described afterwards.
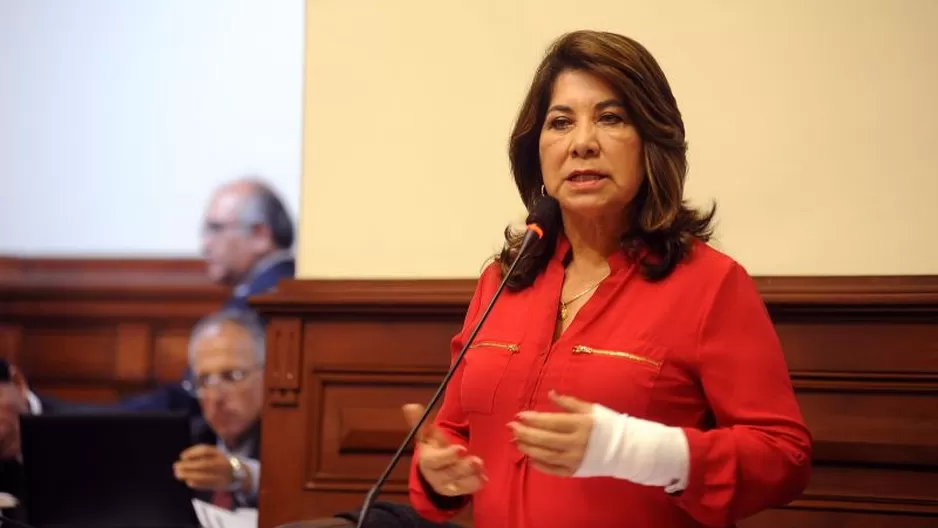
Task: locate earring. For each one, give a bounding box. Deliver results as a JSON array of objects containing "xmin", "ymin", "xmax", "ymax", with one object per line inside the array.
[{"xmin": 540, "ymin": 184, "xmax": 547, "ymax": 196}]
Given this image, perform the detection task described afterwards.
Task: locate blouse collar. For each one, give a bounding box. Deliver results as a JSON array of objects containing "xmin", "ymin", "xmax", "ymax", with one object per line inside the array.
[{"xmin": 551, "ymin": 232, "xmax": 633, "ymax": 274}]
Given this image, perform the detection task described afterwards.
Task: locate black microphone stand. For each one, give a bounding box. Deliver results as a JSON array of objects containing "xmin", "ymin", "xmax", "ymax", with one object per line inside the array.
[{"xmin": 355, "ymin": 229, "xmax": 542, "ymax": 528}]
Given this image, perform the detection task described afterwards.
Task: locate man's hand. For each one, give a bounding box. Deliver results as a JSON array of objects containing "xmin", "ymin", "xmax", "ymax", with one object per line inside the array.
[
  {"xmin": 403, "ymin": 403, "xmax": 486, "ymax": 497},
  {"xmin": 174, "ymin": 444, "xmax": 237, "ymax": 491},
  {"xmin": 508, "ymin": 390, "xmax": 594, "ymax": 477}
]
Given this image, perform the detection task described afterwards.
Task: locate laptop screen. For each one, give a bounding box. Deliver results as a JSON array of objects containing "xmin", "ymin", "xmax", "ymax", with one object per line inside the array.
[{"xmin": 19, "ymin": 412, "xmax": 200, "ymax": 528}]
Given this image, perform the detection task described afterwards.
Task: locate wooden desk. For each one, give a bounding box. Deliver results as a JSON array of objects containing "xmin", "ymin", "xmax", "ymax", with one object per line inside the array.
[
  {"xmin": 252, "ymin": 276, "xmax": 938, "ymax": 528},
  {"xmin": 0, "ymin": 257, "xmax": 226, "ymax": 402}
]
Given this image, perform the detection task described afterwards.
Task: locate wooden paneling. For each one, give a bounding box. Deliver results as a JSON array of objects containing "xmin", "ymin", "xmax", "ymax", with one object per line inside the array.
[
  {"xmin": 252, "ymin": 276, "xmax": 938, "ymax": 528},
  {"xmin": 153, "ymin": 328, "xmax": 197, "ymax": 385},
  {"xmin": 5, "ymin": 258, "xmax": 934, "ymax": 526},
  {"xmin": 0, "ymin": 256, "xmax": 226, "ymax": 401}
]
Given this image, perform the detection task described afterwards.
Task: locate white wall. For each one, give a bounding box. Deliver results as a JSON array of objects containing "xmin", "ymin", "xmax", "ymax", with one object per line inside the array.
[
  {"xmin": 298, "ymin": 0, "xmax": 938, "ymax": 278},
  {"xmin": 0, "ymin": 0, "xmax": 305, "ymax": 257}
]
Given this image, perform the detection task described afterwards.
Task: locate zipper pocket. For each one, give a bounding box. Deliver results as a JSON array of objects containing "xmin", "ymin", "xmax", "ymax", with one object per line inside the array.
[
  {"xmin": 571, "ymin": 345, "xmax": 661, "ymax": 369},
  {"xmin": 469, "ymin": 341, "xmax": 520, "ymax": 353}
]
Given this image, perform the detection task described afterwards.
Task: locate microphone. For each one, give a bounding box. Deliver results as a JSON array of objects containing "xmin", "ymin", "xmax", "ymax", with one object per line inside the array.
[{"xmin": 355, "ymin": 196, "xmax": 560, "ymax": 527}]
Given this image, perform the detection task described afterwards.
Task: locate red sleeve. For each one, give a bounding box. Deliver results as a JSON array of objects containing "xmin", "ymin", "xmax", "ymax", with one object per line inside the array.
[
  {"xmin": 675, "ymin": 262, "xmax": 812, "ymax": 527},
  {"xmin": 408, "ymin": 265, "xmax": 496, "ymax": 522}
]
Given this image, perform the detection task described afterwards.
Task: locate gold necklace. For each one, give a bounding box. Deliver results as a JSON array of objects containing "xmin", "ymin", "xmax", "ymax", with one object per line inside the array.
[{"xmin": 559, "ymin": 272, "xmax": 609, "ymax": 321}]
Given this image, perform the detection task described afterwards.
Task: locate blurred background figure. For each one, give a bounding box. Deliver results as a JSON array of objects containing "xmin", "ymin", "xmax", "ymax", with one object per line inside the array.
[
  {"xmin": 0, "ymin": 359, "xmax": 27, "ymax": 521},
  {"xmin": 201, "ymin": 178, "xmax": 297, "ymax": 311},
  {"xmin": 0, "ymin": 361, "xmax": 28, "ymax": 460},
  {"xmin": 174, "ymin": 309, "xmax": 266, "ymax": 510}
]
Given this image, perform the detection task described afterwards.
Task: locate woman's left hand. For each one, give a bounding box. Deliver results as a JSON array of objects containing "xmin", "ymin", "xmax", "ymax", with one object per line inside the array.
[{"xmin": 508, "ymin": 390, "xmax": 594, "ymax": 477}]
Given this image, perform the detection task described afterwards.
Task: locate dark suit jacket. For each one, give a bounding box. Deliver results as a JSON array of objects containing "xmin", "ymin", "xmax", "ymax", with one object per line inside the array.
[
  {"xmin": 189, "ymin": 419, "xmax": 261, "ymax": 509},
  {"xmin": 224, "ymin": 257, "xmax": 295, "ymax": 311},
  {"xmin": 37, "ymin": 258, "xmax": 296, "ymax": 415}
]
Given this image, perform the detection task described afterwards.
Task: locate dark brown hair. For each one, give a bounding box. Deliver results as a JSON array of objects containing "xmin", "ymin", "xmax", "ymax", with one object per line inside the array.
[{"xmin": 497, "ymin": 30, "xmax": 716, "ymax": 290}]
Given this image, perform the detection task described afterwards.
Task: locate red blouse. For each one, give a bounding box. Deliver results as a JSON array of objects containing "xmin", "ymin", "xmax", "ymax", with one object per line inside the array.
[{"xmin": 408, "ymin": 238, "xmax": 811, "ymax": 527}]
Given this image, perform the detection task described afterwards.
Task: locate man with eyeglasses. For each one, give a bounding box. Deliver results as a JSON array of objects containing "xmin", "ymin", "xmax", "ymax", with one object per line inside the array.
[{"xmin": 173, "ymin": 309, "xmax": 266, "ymax": 510}]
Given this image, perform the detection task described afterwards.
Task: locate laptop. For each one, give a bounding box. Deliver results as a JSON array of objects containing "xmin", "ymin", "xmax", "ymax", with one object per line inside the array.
[{"xmin": 19, "ymin": 412, "xmax": 200, "ymax": 528}]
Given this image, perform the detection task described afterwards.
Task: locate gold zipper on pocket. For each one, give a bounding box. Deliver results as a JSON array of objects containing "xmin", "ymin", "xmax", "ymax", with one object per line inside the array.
[
  {"xmin": 469, "ymin": 341, "xmax": 520, "ymax": 353},
  {"xmin": 571, "ymin": 345, "xmax": 661, "ymax": 368}
]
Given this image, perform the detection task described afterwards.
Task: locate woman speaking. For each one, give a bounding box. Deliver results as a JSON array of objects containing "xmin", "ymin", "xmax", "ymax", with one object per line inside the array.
[{"xmin": 405, "ymin": 30, "xmax": 811, "ymax": 527}]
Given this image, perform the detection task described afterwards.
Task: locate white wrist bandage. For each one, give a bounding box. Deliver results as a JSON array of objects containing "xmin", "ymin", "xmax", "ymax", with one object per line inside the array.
[{"xmin": 573, "ymin": 404, "xmax": 690, "ymax": 493}]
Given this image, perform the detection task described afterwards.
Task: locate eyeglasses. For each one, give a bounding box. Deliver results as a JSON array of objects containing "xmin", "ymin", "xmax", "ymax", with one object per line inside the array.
[
  {"xmin": 201, "ymin": 221, "xmax": 244, "ymax": 237},
  {"xmin": 186, "ymin": 367, "xmax": 261, "ymax": 396}
]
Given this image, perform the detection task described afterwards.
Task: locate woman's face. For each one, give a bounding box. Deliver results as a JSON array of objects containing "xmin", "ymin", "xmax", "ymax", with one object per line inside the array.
[{"xmin": 538, "ymin": 69, "xmax": 645, "ymax": 219}]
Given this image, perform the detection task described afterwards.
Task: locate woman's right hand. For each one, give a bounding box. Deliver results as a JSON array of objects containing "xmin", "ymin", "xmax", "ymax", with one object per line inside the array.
[{"xmin": 403, "ymin": 403, "xmax": 487, "ymax": 497}]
